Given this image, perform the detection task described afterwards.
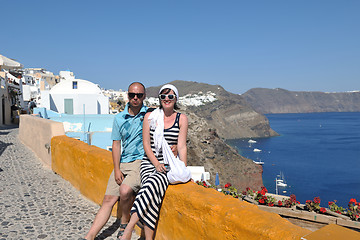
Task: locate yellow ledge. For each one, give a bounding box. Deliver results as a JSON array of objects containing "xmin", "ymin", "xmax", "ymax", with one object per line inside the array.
[{"xmin": 51, "ymin": 135, "xmax": 360, "ymax": 240}]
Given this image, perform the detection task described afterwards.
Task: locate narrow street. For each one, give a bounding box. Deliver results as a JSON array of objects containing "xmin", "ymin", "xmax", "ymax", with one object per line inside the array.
[{"xmin": 0, "ymin": 126, "xmax": 139, "ymax": 240}]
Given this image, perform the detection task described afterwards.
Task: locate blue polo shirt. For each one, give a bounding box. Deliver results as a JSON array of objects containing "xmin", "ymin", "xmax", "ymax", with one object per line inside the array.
[{"xmin": 111, "ymin": 103, "xmax": 148, "ymax": 163}]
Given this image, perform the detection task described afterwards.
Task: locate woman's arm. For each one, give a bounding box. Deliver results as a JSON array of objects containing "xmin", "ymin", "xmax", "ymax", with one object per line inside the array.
[
  {"xmin": 143, "ymin": 112, "xmax": 166, "ymax": 172},
  {"xmin": 177, "ymin": 113, "xmax": 188, "ymax": 166}
]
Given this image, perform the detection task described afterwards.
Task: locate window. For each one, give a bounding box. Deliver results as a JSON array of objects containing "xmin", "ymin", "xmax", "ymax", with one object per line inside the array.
[{"xmin": 72, "ymin": 81, "xmax": 78, "ymax": 89}]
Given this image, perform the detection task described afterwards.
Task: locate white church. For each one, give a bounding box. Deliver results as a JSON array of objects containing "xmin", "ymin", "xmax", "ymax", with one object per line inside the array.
[{"xmin": 41, "ymin": 71, "xmax": 109, "ymax": 114}]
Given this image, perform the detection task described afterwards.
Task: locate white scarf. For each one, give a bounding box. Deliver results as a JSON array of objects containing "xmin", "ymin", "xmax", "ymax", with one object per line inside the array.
[
  {"xmin": 148, "ymin": 107, "xmax": 192, "ymax": 184},
  {"xmin": 148, "ymin": 108, "xmax": 164, "ymax": 157}
]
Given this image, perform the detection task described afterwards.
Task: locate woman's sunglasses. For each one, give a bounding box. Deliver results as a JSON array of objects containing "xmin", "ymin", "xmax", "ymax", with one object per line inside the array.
[
  {"xmin": 128, "ymin": 92, "xmax": 144, "ymax": 99},
  {"xmin": 159, "ymin": 94, "xmax": 175, "ymax": 100}
]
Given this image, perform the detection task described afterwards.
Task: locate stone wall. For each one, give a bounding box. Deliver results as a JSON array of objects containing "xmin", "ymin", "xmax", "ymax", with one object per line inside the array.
[{"xmin": 19, "ymin": 115, "xmax": 65, "ymax": 167}]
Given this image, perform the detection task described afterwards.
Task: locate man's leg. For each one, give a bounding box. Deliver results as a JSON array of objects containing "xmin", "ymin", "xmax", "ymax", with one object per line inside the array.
[
  {"xmin": 84, "ymin": 195, "xmax": 119, "ymax": 240},
  {"xmin": 119, "ymin": 184, "xmax": 135, "ymax": 224}
]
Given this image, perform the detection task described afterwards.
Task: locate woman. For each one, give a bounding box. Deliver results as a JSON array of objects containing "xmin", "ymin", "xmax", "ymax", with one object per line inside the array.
[{"xmin": 119, "ymin": 84, "xmax": 188, "ymax": 240}]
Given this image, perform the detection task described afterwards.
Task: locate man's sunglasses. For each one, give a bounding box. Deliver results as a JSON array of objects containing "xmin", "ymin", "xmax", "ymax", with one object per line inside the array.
[
  {"xmin": 128, "ymin": 92, "xmax": 144, "ymax": 99},
  {"xmin": 159, "ymin": 94, "xmax": 176, "ymax": 100}
]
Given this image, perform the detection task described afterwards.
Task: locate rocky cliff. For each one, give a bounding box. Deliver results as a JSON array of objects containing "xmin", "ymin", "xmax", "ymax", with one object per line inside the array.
[
  {"xmin": 147, "ymin": 80, "xmax": 278, "ymax": 139},
  {"xmin": 242, "ymin": 88, "xmax": 360, "ymax": 114},
  {"xmin": 146, "ymin": 80, "xmax": 276, "ymax": 190},
  {"xmin": 184, "ymin": 110, "xmax": 263, "ymax": 190}
]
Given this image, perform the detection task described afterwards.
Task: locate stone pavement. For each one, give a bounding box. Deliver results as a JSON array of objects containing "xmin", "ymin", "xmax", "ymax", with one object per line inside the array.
[{"xmin": 0, "ymin": 126, "xmax": 140, "ymax": 240}]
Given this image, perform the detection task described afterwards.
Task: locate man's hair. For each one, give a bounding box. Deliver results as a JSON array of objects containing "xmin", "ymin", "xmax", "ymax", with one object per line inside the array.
[{"xmin": 128, "ymin": 82, "xmax": 146, "ymax": 92}]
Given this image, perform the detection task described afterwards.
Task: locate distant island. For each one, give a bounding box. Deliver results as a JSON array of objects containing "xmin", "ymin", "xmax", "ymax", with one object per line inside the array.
[{"xmin": 242, "ymin": 88, "xmax": 360, "ymax": 114}]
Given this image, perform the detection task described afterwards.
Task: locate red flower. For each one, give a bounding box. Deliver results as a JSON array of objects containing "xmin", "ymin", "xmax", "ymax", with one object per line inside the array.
[
  {"xmin": 278, "ymin": 201, "xmax": 283, "ymax": 206},
  {"xmin": 313, "ymin": 197, "xmax": 320, "ymax": 204},
  {"xmin": 224, "ymin": 182, "xmax": 232, "ymax": 188},
  {"xmin": 320, "ymin": 207, "xmax": 326, "ymax": 213},
  {"xmin": 242, "ymin": 191, "xmax": 247, "ymax": 195},
  {"xmin": 335, "ymin": 210, "xmax": 342, "ymax": 214},
  {"xmin": 306, "ymin": 200, "xmax": 312, "ymax": 204},
  {"xmin": 246, "ymin": 187, "xmax": 251, "ymax": 191},
  {"xmin": 268, "ymin": 202, "xmax": 274, "ymax": 207},
  {"xmin": 328, "ymin": 201, "xmax": 334, "ymax": 206},
  {"xmin": 259, "ymin": 198, "xmax": 265, "ymax": 204},
  {"xmin": 349, "ymin": 198, "xmax": 357, "ymax": 205},
  {"xmin": 296, "ymin": 201, "xmax": 300, "ymax": 204}
]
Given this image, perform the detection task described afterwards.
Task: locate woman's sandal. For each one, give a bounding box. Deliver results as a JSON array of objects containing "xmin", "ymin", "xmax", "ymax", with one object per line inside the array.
[{"xmin": 117, "ymin": 223, "xmax": 128, "ymax": 239}]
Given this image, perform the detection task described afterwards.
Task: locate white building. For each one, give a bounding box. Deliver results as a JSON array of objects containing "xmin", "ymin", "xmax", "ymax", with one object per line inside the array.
[
  {"xmin": 59, "ymin": 70, "xmax": 75, "ymax": 82},
  {"xmin": 22, "ymin": 68, "xmax": 57, "ymax": 104},
  {"xmin": 102, "ymin": 89, "xmax": 128, "ymax": 102},
  {"xmin": 1, "ymin": 54, "xmax": 24, "ymax": 125},
  {"xmin": 41, "ymin": 77, "xmax": 109, "ymax": 114}
]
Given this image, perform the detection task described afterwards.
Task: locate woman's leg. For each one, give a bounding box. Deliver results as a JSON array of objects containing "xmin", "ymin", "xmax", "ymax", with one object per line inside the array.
[
  {"xmin": 144, "ymin": 225, "xmax": 155, "ymax": 240},
  {"xmin": 119, "ymin": 212, "xmax": 139, "ymax": 240}
]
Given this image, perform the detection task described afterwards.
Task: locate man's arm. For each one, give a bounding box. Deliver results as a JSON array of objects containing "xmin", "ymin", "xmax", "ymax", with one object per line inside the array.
[{"xmin": 112, "ymin": 140, "xmax": 123, "ymax": 185}]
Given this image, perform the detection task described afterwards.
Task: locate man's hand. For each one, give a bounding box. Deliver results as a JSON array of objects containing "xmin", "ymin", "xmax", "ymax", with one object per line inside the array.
[
  {"xmin": 114, "ymin": 169, "xmax": 124, "ymax": 185},
  {"xmin": 170, "ymin": 145, "xmax": 178, "ymax": 156}
]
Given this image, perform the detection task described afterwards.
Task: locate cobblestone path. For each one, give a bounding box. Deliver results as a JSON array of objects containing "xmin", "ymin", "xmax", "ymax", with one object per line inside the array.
[{"xmin": 0, "ymin": 126, "xmax": 140, "ymax": 240}]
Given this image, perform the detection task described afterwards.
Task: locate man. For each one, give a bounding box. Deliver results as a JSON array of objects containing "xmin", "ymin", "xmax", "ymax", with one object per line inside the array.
[
  {"xmin": 84, "ymin": 82, "xmax": 147, "ymax": 239},
  {"xmin": 28, "ymin": 99, "xmax": 36, "ymax": 114}
]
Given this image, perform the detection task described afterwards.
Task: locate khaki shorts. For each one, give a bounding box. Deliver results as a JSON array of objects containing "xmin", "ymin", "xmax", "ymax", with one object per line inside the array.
[{"xmin": 105, "ymin": 159, "xmax": 141, "ymax": 196}]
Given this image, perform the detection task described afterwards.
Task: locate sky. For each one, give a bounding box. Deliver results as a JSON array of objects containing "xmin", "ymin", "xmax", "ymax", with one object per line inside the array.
[{"xmin": 1, "ymin": 0, "xmax": 359, "ymax": 94}]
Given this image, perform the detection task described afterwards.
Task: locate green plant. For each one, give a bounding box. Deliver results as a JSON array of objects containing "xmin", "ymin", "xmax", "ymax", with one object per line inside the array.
[
  {"xmin": 328, "ymin": 200, "xmax": 345, "ymax": 215},
  {"xmin": 253, "ymin": 187, "xmax": 276, "ymax": 206},
  {"xmin": 196, "ymin": 180, "xmax": 214, "ymax": 189},
  {"xmin": 282, "ymin": 194, "xmax": 299, "ymax": 208},
  {"xmin": 222, "ymin": 183, "xmax": 241, "ymax": 198},
  {"xmin": 242, "ymin": 187, "xmax": 255, "ymax": 197},
  {"xmin": 348, "ymin": 198, "xmax": 360, "ymax": 221},
  {"xmin": 305, "ymin": 197, "xmax": 321, "ymax": 212}
]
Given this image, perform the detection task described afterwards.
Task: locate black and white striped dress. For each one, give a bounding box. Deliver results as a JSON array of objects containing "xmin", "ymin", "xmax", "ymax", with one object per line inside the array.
[{"xmin": 131, "ymin": 112, "xmax": 181, "ymax": 230}]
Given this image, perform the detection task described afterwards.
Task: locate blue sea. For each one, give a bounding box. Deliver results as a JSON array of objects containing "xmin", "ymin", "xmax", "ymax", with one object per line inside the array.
[{"xmin": 227, "ymin": 112, "xmax": 360, "ymax": 209}]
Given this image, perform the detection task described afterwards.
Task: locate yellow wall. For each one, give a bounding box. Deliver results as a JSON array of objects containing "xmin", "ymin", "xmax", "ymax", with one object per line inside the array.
[
  {"xmin": 51, "ymin": 135, "xmax": 313, "ymax": 239},
  {"xmin": 51, "ymin": 136, "xmax": 116, "ymax": 211},
  {"xmin": 156, "ymin": 183, "xmax": 310, "ymax": 240}
]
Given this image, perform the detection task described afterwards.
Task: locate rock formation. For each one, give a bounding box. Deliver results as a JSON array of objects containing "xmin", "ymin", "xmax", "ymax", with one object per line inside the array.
[
  {"xmin": 184, "ymin": 110, "xmax": 263, "ymax": 190},
  {"xmin": 147, "ymin": 80, "xmax": 278, "ymax": 139},
  {"xmin": 242, "ymin": 88, "xmax": 360, "ymax": 114},
  {"xmin": 146, "ymin": 80, "xmax": 277, "ymax": 190}
]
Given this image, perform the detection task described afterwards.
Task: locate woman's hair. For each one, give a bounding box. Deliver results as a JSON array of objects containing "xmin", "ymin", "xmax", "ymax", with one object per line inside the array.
[{"xmin": 159, "ymin": 88, "xmax": 180, "ymax": 110}]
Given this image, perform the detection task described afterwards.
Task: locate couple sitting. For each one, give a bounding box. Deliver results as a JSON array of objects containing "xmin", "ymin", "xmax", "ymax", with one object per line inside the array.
[{"xmin": 84, "ymin": 82, "xmax": 189, "ymax": 240}]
